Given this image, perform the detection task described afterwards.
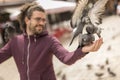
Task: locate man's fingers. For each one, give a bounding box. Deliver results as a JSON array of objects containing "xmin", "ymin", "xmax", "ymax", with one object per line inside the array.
[
  {"xmin": 82, "ymin": 38, "xmax": 103, "ymax": 53},
  {"xmin": 93, "ymin": 38, "xmax": 103, "ymax": 51}
]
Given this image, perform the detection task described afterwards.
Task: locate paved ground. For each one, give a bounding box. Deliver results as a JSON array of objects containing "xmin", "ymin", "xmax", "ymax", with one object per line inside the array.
[
  {"xmin": 0, "ymin": 15, "xmax": 120, "ymax": 80},
  {"xmin": 55, "ymin": 15, "xmax": 120, "ymax": 80}
]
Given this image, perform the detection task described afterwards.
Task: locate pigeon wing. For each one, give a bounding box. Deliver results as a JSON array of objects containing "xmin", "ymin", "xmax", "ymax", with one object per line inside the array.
[
  {"xmin": 71, "ymin": 0, "xmax": 89, "ymax": 29},
  {"xmin": 88, "ymin": 0, "xmax": 109, "ymax": 27}
]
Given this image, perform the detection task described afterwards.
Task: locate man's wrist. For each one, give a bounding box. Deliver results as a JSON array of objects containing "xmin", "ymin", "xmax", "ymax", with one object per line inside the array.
[{"xmin": 81, "ymin": 47, "xmax": 89, "ymax": 54}]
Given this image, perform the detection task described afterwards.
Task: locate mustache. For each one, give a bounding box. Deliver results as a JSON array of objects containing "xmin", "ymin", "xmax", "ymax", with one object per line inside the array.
[
  {"xmin": 36, "ymin": 24, "xmax": 46, "ymax": 30},
  {"xmin": 36, "ymin": 24, "xmax": 44, "ymax": 27}
]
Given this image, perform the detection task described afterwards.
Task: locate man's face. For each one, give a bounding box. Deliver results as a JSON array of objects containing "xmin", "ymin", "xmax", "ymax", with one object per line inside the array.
[{"xmin": 26, "ymin": 10, "xmax": 46, "ymax": 35}]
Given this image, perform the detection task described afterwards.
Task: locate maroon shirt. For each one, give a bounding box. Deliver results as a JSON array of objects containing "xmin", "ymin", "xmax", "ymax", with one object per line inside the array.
[{"xmin": 0, "ymin": 31, "xmax": 86, "ymax": 80}]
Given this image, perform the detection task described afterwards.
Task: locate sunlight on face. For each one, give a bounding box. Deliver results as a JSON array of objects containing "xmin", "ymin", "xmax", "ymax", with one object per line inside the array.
[{"xmin": 27, "ymin": 11, "xmax": 46, "ymax": 35}]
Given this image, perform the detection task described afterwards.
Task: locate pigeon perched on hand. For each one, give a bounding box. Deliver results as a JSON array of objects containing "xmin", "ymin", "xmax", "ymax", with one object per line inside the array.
[{"xmin": 69, "ymin": 0, "xmax": 108, "ymax": 48}]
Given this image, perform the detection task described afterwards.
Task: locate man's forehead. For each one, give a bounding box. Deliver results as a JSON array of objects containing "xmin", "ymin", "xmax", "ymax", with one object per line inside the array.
[{"xmin": 32, "ymin": 10, "xmax": 46, "ymax": 17}]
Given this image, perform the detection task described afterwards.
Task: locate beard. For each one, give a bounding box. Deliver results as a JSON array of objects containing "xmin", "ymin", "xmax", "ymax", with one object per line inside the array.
[{"xmin": 29, "ymin": 23, "xmax": 45, "ymax": 35}]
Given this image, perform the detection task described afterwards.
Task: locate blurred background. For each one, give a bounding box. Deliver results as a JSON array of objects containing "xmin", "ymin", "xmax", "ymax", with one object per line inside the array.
[{"xmin": 0, "ymin": 0, "xmax": 120, "ymax": 80}]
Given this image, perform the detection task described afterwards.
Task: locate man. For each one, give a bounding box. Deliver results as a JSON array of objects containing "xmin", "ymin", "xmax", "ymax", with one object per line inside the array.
[{"xmin": 0, "ymin": 2, "xmax": 103, "ymax": 80}]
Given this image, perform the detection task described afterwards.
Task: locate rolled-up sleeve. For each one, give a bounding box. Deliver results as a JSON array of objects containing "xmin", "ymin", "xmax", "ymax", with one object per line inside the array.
[{"xmin": 50, "ymin": 37, "xmax": 87, "ymax": 65}]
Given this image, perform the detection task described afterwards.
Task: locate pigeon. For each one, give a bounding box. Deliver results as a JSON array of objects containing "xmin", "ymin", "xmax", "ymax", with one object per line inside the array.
[
  {"xmin": 2, "ymin": 22, "xmax": 16, "ymax": 43},
  {"xmin": 95, "ymin": 72, "xmax": 104, "ymax": 78},
  {"xmin": 107, "ymin": 67, "xmax": 116, "ymax": 77},
  {"xmin": 69, "ymin": 0, "xmax": 108, "ymax": 48},
  {"xmin": 69, "ymin": 0, "xmax": 89, "ymax": 46}
]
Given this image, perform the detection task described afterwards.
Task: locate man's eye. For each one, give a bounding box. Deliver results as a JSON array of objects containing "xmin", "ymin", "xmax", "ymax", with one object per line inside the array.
[
  {"xmin": 32, "ymin": 17, "xmax": 46, "ymax": 23},
  {"xmin": 42, "ymin": 19, "xmax": 46, "ymax": 22},
  {"xmin": 35, "ymin": 18, "xmax": 41, "ymax": 21}
]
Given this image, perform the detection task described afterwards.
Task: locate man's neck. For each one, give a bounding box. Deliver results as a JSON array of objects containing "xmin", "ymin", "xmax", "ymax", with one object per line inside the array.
[{"xmin": 26, "ymin": 30, "xmax": 34, "ymax": 36}]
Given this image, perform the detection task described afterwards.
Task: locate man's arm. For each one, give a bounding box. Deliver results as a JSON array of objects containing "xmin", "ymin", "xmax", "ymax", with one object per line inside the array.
[
  {"xmin": 50, "ymin": 37, "xmax": 103, "ymax": 65},
  {"xmin": 0, "ymin": 41, "xmax": 12, "ymax": 63}
]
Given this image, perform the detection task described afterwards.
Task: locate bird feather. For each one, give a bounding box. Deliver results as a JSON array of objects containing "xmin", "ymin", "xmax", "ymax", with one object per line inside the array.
[
  {"xmin": 88, "ymin": 0, "xmax": 109, "ymax": 27},
  {"xmin": 71, "ymin": 0, "xmax": 89, "ymax": 29}
]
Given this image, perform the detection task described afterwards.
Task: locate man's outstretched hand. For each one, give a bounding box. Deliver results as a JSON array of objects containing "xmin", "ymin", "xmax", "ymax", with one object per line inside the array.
[{"xmin": 82, "ymin": 38, "xmax": 103, "ymax": 53}]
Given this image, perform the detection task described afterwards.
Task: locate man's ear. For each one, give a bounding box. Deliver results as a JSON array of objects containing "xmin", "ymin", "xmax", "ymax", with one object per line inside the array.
[{"xmin": 25, "ymin": 17, "xmax": 30, "ymax": 24}]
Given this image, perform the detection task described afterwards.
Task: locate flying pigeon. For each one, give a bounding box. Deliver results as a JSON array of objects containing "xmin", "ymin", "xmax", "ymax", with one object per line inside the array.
[{"xmin": 69, "ymin": 0, "xmax": 108, "ymax": 48}]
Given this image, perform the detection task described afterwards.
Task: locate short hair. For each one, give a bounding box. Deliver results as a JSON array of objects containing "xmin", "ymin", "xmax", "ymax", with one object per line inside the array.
[{"xmin": 18, "ymin": 2, "xmax": 45, "ymax": 32}]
